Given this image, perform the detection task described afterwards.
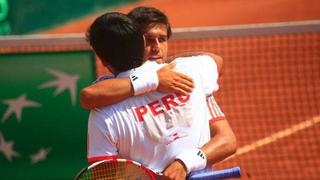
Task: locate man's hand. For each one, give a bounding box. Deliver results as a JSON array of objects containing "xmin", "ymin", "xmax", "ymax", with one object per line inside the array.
[
  {"xmin": 162, "ymin": 160, "xmax": 187, "ymax": 180},
  {"xmin": 157, "ymin": 63, "xmax": 194, "ymax": 95}
]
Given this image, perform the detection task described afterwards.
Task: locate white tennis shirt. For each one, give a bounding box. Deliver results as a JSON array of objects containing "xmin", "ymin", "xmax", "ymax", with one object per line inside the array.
[{"xmin": 87, "ymin": 55, "xmax": 220, "ymax": 172}]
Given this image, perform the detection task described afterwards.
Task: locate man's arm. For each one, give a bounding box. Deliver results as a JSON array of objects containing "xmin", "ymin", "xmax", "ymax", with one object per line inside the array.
[
  {"xmin": 80, "ymin": 63, "xmax": 194, "ymax": 109},
  {"xmin": 162, "ymin": 120, "xmax": 237, "ymax": 179},
  {"xmin": 202, "ymin": 96, "xmax": 237, "ymax": 165},
  {"xmin": 162, "ymin": 54, "xmax": 235, "ymax": 179},
  {"xmin": 80, "ymin": 78, "xmax": 133, "ymax": 109},
  {"xmin": 81, "ymin": 52, "xmax": 222, "ymax": 109},
  {"xmin": 202, "ymin": 120, "xmax": 237, "ymax": 164}
]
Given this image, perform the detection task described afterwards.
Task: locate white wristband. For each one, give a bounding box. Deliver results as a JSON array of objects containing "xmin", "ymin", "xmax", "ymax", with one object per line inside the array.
[
  {"xmin": 129, "ymin": 71, "xmax": 159, "ymax": 96},
  {"xmin": 176, "ymin": 149, "xmax": 207, "ymax": 174}
]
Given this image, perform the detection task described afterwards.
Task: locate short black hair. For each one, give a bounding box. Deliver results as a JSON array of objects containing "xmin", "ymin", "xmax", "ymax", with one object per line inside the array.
[
  {"xmin": 128, "ymin": 6, "xmax": 172, "ymax": 39},
  {"xmin": 86, "ymin": 12, "xmax": 144, "ymax": 73}
]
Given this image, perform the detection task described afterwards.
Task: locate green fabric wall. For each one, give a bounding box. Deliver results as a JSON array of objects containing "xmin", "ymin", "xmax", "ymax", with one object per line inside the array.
[
  {"xmin": 0, "ymin": 0, "xmax": 138, "ymax": 35},
  {"xmin": 0, "ymin": 51, "xmax": 96, "ymax": 179}
]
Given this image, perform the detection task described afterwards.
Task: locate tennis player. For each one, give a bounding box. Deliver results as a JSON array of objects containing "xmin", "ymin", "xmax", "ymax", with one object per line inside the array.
[
  {"xmin": 80, "ymin": 7, "xmax": 217, "ymax": 109},
  {"xmin": 86, "ymin": 12, "xmax": 236, "ymax": 179}
]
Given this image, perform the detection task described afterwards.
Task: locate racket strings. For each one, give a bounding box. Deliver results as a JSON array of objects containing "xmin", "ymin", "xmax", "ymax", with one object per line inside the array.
[{"xmin": 78, "ymin": 161, "xmax": 152, "ymax": 180}]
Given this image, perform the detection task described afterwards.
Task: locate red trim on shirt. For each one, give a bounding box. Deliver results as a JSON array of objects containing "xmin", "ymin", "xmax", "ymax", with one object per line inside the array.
[
  {"xmin": 209, "ymin": 117, "xmax": 226, "ymax": 124},
  {"xmin": 87, "ymin": 155, "xmax": 119, "ymax": 163},
  {"xmin": 207, "ymin": 96, "xmax": 225, "ymax": 124}
]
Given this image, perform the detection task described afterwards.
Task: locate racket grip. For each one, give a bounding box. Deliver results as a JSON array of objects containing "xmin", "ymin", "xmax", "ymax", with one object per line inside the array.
[{"xmin": 188, "ymin": 166, "xmax": 241, "ymax": 180}]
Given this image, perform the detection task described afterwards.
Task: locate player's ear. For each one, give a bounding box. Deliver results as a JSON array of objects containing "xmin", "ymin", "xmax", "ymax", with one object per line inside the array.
[{"xmin": 142, "ymin": 34, "xmax": 147, "ymax": 48}]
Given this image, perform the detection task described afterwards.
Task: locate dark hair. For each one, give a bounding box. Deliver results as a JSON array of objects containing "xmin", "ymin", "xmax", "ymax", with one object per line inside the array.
[
  {"xmin": 86, "ymin": 12, "xmax": 144, "ymax": 73},
  {"xmin": 128, "ymin": 6, "xmax": 172, "ymax": 39}
]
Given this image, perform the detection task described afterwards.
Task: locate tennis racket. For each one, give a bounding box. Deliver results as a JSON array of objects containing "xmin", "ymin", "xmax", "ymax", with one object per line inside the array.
[{"xmin": 75, "ymin": 158, "xmax": 241, "ymax": 180}]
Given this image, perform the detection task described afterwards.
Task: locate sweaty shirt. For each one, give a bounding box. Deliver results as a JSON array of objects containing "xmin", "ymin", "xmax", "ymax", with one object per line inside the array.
[{"xmin": 87, "ymin": 55, "xmax": 219, "ymax": 172}]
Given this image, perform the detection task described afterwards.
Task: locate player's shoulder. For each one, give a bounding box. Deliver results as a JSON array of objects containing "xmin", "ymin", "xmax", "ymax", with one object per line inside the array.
[
  {"xmin": 144, "ymin": 60, "xmax": 164, "ymax": 69},
  {"xmin": 173, "ymin": 55, "xmax": 216, "ymax": 72},
  {"xmin": 91, "ymin": 104, "xmax": 120, "ymax": 120},
  {"xmin": 174, "ymin": 54, "xmax": 214, "ymax": 62},
  {"xmin": 93, "ymin": 97, "xmax": 138, "ymax": 119}
]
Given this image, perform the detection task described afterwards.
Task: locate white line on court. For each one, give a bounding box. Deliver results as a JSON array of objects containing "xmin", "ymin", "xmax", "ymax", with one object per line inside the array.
[{"xmin": 228, "ymin": 115, "xmax": 320, "ymax": 159}]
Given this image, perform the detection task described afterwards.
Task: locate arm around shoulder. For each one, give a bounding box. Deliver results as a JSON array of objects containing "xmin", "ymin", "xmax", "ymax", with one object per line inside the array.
[
  {"xmin": 166, "ymin": 51, "xmax": 224, "ymax": 76},
  {"xmin": 80, "ymin": 67, "xmax": 196, "ymax": 109},
  {"xmin": 201, "ymin": 120, "xmax": 237, "ymax": 165},
  {"xmin": 200, "ymin": 52, "xmax": 224, "ymax": 77},
  {"xmin": 164, "ymin": 120, "xmax": 237, "ymax": 177},
  {"xmin": 80, "ymin": 78, "xmax": 134, "ymax": 109}
]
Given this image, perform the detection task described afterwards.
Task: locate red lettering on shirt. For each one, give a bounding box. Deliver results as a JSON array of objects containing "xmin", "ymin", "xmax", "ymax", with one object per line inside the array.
[
  {"xmin": 161, "ymin": 94, "xmax": 178, "ymax": 111},
  {"xmin": 134, "ymin": 93, "xmax": 191, "ymax": 122},
  {"xmin": 135, "ymin": 105, "xmax": 148, "ymax": 122},
  {"xmin": 176, "ymin": 93, "xmax": 190, "ymax": 103},
  {"xmin": 148, "ymin": 100, "xmax": 164, "ymax": 116}
]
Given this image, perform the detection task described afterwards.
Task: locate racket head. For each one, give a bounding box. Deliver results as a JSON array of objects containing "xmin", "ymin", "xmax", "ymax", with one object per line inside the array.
[{"xmin": 75, "ymin": 159, "xmax": 156, "ymax": 180}]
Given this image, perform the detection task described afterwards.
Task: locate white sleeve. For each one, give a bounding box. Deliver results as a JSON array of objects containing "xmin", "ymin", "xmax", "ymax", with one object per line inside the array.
[
  {"xmin": 174, "ymin": 55, "xmax": 219, "ymax": 96},
  {"xmin": 206, "ymin": 95, "xmax": 226, "ymax": 123},
  {"xmin": 87, "ymin": 109, "xmax": 118, "ymax": 162}
]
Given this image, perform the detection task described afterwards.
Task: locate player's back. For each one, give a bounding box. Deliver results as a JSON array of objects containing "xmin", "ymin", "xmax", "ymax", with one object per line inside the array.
[{"xmin": 88, "ymin": 56, "xmax": 219, "ymax": 172}]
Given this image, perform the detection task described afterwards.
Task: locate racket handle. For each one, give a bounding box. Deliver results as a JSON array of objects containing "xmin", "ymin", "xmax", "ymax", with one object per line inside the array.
[{"xmin": 188, "ymin": 166, "xmax": 241, "ymax": 180}]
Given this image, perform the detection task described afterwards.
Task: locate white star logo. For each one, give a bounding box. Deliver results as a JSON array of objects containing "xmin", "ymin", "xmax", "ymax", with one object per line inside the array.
[
  {"xmin": 2, "ymin": 94, "xmax": 41, "ymax": 123},
  {"xmin": 0, "ymin": 132, "xmax": 19, "ymax": 162},
  {"xmin": 38, "ymin": 69, "xmax": 79, "ymax": 106},
  {"xmin": 30, "ymin": 147, "xmax": 51, "ymax": 164}
]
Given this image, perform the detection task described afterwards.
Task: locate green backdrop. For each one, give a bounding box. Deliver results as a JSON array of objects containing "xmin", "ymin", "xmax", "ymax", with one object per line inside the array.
[
  {"xmin": 0, "ymin": 0, "xmax": 138, "ymax": 35},
  {"xmin": 0, "ymin": 51, "xmax": 96, "ymax": 179}
]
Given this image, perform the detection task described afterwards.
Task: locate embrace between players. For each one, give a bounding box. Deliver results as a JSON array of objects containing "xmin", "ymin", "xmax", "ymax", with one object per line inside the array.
[{"xmin": 80, "ymin": 7, "xmax": 237, "ymax": 180}]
